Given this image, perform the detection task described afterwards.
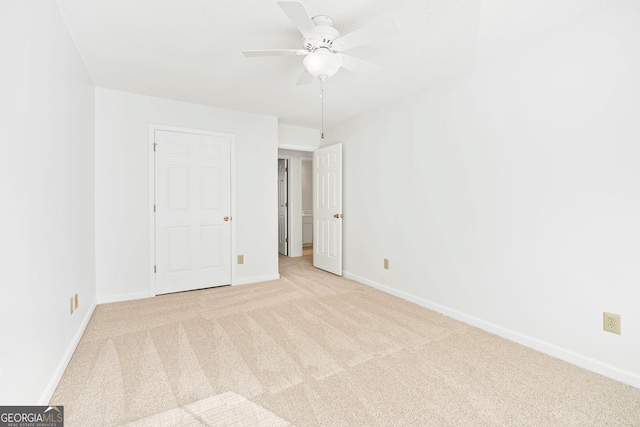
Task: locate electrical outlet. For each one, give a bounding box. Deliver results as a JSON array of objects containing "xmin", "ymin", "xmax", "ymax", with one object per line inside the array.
[
  {"xmin": 238, "ymin": 254, "xmax": 244, "ymax": 264},
  {"xmin": 74, "ymin": 293, "xmax": 78, "ymax": 310},
  {"xmin": 384, "ymin": 258, "xmax": 389, "ymax": 269},
  {"xmin": 70, "ymin": 297, "xmax": 74, "ymax": 315},
  {"xmin": 603, "ymin": 312, "xmax": 621, "ymax": 335}
]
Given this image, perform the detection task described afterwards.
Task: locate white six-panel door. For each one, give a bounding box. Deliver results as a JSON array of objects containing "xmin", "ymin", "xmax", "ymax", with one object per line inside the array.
[
  {"xmin": 313, "ymin": 143, "xmax": 342, "ymax": 275},
  {"xmin": 154, "ymin": 129, "xmax": 232, "ymax": 294}
]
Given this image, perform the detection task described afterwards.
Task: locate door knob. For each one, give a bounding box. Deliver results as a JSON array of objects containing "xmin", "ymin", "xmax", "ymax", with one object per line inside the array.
[
  {"xmin": 334, "ymin": 214, "xmax": 339, "ymax": 218},
  {"xmin": 224, "ymin": 216, "xmax": 229, "ymax": 222}
]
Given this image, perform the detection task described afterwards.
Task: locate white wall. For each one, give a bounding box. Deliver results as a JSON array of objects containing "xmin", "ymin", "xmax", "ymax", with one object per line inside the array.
[
  {"xmin": 278, "ymin": 124, "xmax": 320, "ymax": 151},
  {"xmin": 0, "ymin": 1, "xmax": 96, "ymax": 404},
  {"xmin": 301, "ymin": 160, "xmax": 313, "ymax": 213},
  {"xmin": 95, "ymin": 88, "xmax": 278, "ymax": 301},
  {"xmin": 325, "ymin": 2, "xmax": 640, "ymax": 388}
]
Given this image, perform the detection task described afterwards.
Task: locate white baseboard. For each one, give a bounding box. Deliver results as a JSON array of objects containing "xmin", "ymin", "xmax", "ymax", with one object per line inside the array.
[
  {"xmin": 97, "ymin": 291, "xmax": 151, "ymax": 304},
  {"xmin": 343, "ymin": 270, "xmax": 640, "ymax": 390},
  {"xmin": 234, "ymin": 273, "xmax": 280, "ymax": 286},
  {"xmin": 39, "ymin": 298, "xmax": 97, "ymax": 405}
]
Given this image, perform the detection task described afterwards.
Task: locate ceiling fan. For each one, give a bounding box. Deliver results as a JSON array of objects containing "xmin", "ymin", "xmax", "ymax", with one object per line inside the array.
[{"xmin": 242, "ymin": 0, "xmax": 400, "ymax": 84}]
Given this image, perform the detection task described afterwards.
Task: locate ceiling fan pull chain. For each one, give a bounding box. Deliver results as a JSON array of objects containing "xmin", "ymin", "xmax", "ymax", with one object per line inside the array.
[{"xmin": 321, "ymin": 79, "xmax": 324, "ymax": 139}]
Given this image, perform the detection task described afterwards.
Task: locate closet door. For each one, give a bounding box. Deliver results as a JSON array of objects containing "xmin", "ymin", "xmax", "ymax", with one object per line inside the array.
[{"xmin": 154, "ymin": 129, "xmax": 231, "ymax": 294}]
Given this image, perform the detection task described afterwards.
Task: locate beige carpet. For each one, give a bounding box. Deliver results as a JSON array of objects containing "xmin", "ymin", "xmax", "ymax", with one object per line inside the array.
[
  {"xmin": 120, "ymin": 392, "xmax": 291, "ymax": 427},
  {"xmin": 52, "ymin": 255, "xmax": 640, "ymax": 426}
]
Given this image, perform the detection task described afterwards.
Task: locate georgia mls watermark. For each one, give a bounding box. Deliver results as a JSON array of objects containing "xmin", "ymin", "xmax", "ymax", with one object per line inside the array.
[{"xmin": 0, "ymin": 406, "xmax": 63, "ymax": 427}]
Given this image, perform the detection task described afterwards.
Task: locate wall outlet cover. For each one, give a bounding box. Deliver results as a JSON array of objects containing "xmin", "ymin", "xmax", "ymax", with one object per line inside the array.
[{"xmin": 603, "ymin": 312, "xmax": 621, "ymax": 335}]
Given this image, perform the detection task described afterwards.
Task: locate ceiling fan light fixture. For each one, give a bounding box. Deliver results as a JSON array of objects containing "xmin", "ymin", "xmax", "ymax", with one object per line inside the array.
[{"xmin": 303, "ymin": 49, "xmax": 342, "ymax": 81}]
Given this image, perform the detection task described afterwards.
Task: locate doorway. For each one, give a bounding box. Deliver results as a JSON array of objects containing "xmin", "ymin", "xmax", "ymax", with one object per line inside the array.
[{"xmin": 277, "ymin": 150, "xmax": 313, "ymax": 258}]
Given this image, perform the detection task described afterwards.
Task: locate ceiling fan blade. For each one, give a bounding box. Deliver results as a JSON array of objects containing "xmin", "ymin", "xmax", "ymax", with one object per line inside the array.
[
  {"xmin": 278, "ymin": 1, "xmax": 319, "ymax": 41},
  {"xmin": 340, "ymin": 54, "xmax": 380, "ymax": 74},
  {"xmin": 242, "ymin": 49, "xmax": 308, "ymax": 57},
  {"xmin": 332, "ymin": 17, "xmax": 400, "ymax": 52},
  {"xmin": 295, "ymin": 69, "xmax": 314, "ymax": 86}
]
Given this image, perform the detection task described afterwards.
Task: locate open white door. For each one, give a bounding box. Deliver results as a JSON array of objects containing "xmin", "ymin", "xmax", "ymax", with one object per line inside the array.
[
  {"xmin": 278, "ymin": 159, "xmax": 288, "ymax": 255},
  {"xmin": 313, "ymin": 143, "xmax": 342, "ymax": 275},
  {"xmin": 154, "ymin": 129, "xmax": 232, "ymax": 294}
]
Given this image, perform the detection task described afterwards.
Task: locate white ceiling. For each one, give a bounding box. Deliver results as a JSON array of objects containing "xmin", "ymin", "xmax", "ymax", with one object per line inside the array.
[{"xmin": 56, "ymin": 0, "xmax": 614, "ymax": 129}]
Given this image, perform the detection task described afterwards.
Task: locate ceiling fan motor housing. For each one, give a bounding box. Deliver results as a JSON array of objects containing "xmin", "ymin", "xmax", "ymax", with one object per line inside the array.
[{"xmin": 304, "ymin": 15, "xmax": 341, "ymax": 52}]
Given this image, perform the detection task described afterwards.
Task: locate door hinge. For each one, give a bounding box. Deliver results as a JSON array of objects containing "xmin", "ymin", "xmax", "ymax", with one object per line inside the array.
[
  {"xmin": 285, "ymin": 202, "xmax": 288, "ymax": 208},
  {"xmin": 285, "ymin": 237, "xmax": 288, "ymax": 243},
  {"xmin": 153, "ymin": 204, "xmax": 156, "ymax": 213},
  {"xmin": 154, "ymin": 265, "xmax": 157, "ymax": 273},
  {"xmin": 153, "ymin": 143, "xmax": 157, "ymax": 151}
]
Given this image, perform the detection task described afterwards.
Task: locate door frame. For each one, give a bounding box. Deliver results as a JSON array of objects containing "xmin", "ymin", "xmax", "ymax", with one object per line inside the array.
[
  {"xmin": 277, "ymin": 154, "xmax": 305, "ymax": 257},
  {"xmin": 148, "ymin": 124, "xmax": 236, "ymax": 297},
  {"xmin": 277, "ymin": 148, "xmax": 315, "ymax": 258},
  {"xmin": 277, "ymin": 158, "xmax": 289, "ymax": 256}
]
